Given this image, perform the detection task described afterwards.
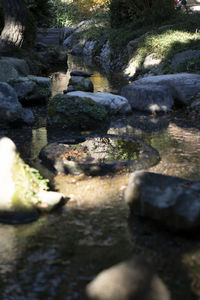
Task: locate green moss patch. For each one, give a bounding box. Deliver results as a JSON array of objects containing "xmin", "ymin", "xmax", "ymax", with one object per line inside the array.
[{"xmin": 47, "ymin": 94, "xmax": 109, "ymax": 131}]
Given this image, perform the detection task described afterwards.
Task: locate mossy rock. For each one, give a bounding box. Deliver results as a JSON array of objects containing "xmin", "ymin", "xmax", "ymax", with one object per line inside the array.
[
  {"xmin": 0, "ymin": 137, "xmax": 50, "ymax": 224},
  {"xmin": 68, "ymin": 76, "xmax": 94, "ymax": 92},
  {"xmin": 47, "ymin": 94, "xmax": 109, "ymax": 131}
]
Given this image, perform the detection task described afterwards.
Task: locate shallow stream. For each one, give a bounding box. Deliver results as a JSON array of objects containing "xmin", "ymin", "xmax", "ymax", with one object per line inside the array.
[{"xmin": 0, "ymin": 54, "xmax": 200, "ymax": 299}]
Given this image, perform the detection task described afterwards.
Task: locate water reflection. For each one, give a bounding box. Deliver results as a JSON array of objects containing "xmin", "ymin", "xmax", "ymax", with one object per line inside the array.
[
  {"xmin": 0, "ymin": 226, "xmax": 17, "ymax": 274},
  {"xmin": 51, "ymin": 71, "xmax": 70, "ymax": 97},
  {"xmin": 31, "ymin": 127, "xmax": 47, "ymax": 160}
]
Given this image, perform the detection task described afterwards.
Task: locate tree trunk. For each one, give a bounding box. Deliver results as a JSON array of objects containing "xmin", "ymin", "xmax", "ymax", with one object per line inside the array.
[{"xmin": 0, "ymin": 0, "xmax": 27, "ymax": 50}]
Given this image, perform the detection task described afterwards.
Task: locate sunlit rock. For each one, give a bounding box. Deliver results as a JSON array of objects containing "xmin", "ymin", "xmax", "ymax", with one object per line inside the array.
[
  {"xmin": 37, "ymin": 190, "xmax": 66, "ymax": 213},
  {"xmin": 124, "ymin": 170, "xmax": 200, "ymax": 231},
  {"xmin": 67, "ymin": 91, "xmax": 131, "ymax": 114},
  {"xmin": 86, "ymin": 257, "xmax": 171, "ymax": 300},
  {"xmin": 121, "ymin": 83, "xmax": 174, "ymax": 113},
  {"xmin": 0, "ymin": 60, "xmax": 19, "ymax": 83},
  {"xmin": 122, "ymin": 73, "xmax": 200, "ymax": 113},
  {"xmin": 0, "ymin": 137, "xmax": 65, "ymax": 224},
  {"xmin": 134, "ymin": 73, "xmax": 200, "ymax": 105}
]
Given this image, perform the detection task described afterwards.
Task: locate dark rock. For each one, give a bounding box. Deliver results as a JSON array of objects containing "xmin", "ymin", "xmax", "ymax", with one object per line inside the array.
[
  {"xmin": 124, "ymin": 170, "xmax": 200, "ymax": 231},
  {"xmin": 70, "ymin": 70, "xmax": 93, "ymax": 77},
  {"xmin": 0, "ymin": 82, "xmax": 35, "ymax": 125},
  {"xmin": 121, "ymin": 83, "xmax": 174, "ymax": 113}
]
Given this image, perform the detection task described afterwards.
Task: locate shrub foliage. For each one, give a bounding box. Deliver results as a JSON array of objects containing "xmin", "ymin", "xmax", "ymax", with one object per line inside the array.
[{"xmin": 109, "ymin": 0, "xmax": 176, "ymax": 27}]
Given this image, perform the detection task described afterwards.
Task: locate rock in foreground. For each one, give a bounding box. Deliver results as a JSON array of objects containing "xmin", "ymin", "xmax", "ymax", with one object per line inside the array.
[
  {"xmin": 0, "ymin": 137, "xmax": 65, "ymax": 224},
  {"xmin": 86, "ymin": 257, "xmax": 170, "ymax": 300},
  {"xmin": 124, "ymin": 170, "xmax": 200, "ymax": 231}
]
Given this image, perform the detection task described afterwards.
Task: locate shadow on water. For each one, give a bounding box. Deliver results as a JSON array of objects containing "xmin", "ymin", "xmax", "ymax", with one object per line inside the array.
[{"xmin": 0, "ymin": 54, "xmax": 200, "ymax": 299}]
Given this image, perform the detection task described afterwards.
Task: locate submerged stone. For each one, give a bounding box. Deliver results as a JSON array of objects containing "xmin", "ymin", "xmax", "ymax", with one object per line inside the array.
[
  {"xmin": 39, "ymin": 135, "xmax": 160, "ymax": 176},
  {"xmin": 121, "ymin": 83, "xmax": 174, "ymax": 113},
  {"xmin": 0, "ymin": 82, "xmax": 35, "ymax": 125}
]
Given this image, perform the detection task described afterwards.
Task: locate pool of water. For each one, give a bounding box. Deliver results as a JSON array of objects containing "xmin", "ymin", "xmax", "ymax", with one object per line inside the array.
[{"xmin": 0, "ymin": 54, "xmax": 200, "ymax": 300}]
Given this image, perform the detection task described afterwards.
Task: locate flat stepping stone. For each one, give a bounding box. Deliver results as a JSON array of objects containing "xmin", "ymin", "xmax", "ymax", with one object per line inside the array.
[{"xmin": 39, "ymin": 135, "xmax": 160, "ymax": 176}]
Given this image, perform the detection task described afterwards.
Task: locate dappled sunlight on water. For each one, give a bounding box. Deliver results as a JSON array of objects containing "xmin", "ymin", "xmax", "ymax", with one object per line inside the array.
[
  {"xmin": 149, "ymin": 123, "xmax": 200, "ymax": 179},
  {"xmin": 55, "ymin": 173, "xmax": 130, "ymax": 208}
]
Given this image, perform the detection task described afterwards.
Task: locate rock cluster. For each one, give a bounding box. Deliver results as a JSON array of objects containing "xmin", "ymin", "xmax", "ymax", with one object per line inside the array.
[{"xmin": 0, "ymin": 57, "xmax": 52, "ymax": 126}]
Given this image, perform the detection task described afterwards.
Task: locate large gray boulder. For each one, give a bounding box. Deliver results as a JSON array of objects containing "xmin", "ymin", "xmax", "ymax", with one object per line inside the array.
[
  {"xmin": 134, "ymin": 73, "xmax": 200, "ymax": 105},
  {"xmin": 68, "ymin": 91, "xmax": 132, "ymax": 114},
  {"xmin": 121, "ymin": 83, "xmax": 174, "ymax": 113},
  {"xmin": 0, "ymin": 82, "xmax": 35, "ymax": 125},
  {"xmin": 121, "ymin": 73, "xmax": 200, "ymax": 113},
  {"xmin": 0, "ymin": 137, "xmax": 65, "ymax": 224},
  {"xmin": 86, "ymin": 257, "xmax": 170, "ymax": 300},
  {"xmin": 124, "ymin": 170, "xmax": 200, "ymax": 231}
]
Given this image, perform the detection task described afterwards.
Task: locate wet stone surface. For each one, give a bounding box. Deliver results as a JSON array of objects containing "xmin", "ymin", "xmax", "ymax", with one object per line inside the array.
[{"xmin": 39, "ymin": 135, "xmax": 160, "ymax": 176}]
